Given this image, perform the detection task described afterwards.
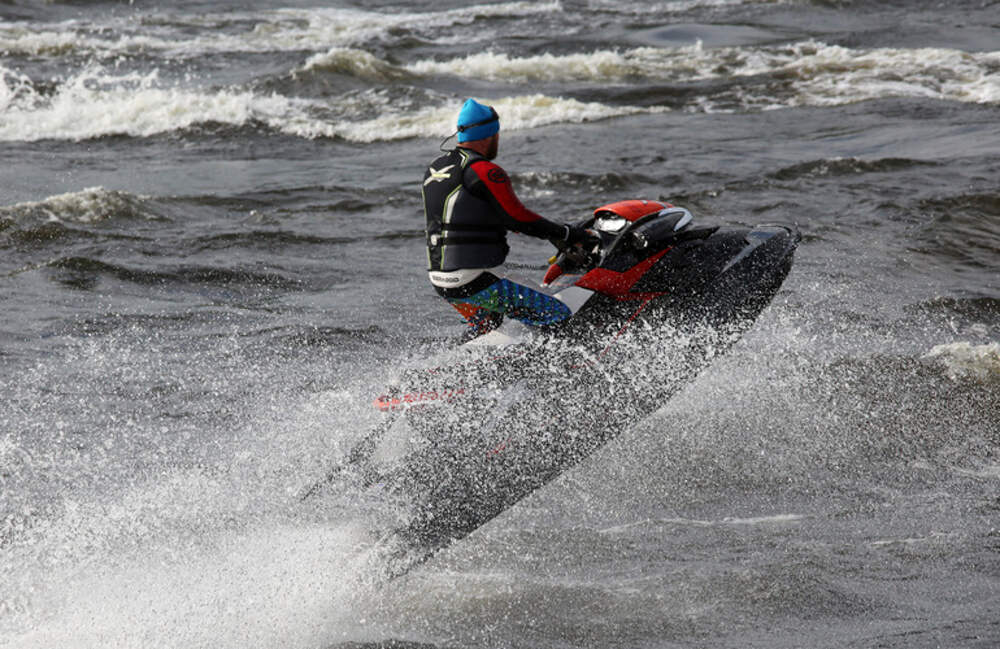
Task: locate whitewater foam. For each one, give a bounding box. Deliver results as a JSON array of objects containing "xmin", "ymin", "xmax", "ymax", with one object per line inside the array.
[
  {"xmin": 0, "ymin": 65, "xmax": 34, "ymax": 114},
  {"xmin": 924, "ymin": 342, "xmax": 1000, "ymax": 381},
  {"xmin": 0, "ymin": 187, "xmax": 152, "ymax": 224},
  {"xmin": 0, "ymin": 1, "xmax": 562, "ymax": 58},
  {"xmin": 0, "ymin": 65, "xmax": 300, "ymax": 142},
  {"xmin": 5, "ymin": 35, "xmax": 998, "ymax": 144},
  {"xmin": 5, "ymin": 37, "xmax": 996, "ymax": 144},
  {"xmin": 276, "ymin": 91, "xmax": 664, "ymax": 142},
  {"xmin": 776, "ymin": 42, "xmax": 1000, "ymax": 107},
  {"xmin": 403, "ymin": 41, "xmax": 1000, "ymax": 107},
  {"xmin": 406, "ymin": 48, "xmax": 672, "ymax": 82},
  {"xmin": 0, "ymin": 342, "xmax": 393, "ymax": 648},
  {"xmin": 300, "ymin": 47, "xmax": 412, "ymax": 81},
  {"xmin": 1, "ymin": 56, "xmax": 667, "ymax": 143},
  {"xmin": 4, "ymin": 522, "xmax": 369, "ymax": 649},
  {"xmin": 0, "ymin": 24, "xmax": 167, "ymax": 58},
  {"xmin": 587, "ymin": 0, "xmax": 789, "ymax": 12}
]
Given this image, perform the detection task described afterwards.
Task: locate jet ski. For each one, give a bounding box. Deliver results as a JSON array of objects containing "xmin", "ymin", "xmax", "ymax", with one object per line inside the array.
[{"xmin": 306, "ymin": 199, "xmax": 799, "ymax": 581}]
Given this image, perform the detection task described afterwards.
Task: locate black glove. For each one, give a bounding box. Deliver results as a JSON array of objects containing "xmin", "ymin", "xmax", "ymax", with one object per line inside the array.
[{"xmin": 565, "ymin": 224, "xmax": 600, "ymax": 249}]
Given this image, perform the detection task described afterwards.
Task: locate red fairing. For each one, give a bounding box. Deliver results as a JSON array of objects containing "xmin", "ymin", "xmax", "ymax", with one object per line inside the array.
[
  {"xmin": 469, "ymin": 160, "xmax": 544, "ymax": 224},
  {"xmin": 542, "ymin": 263, "xmax": 563, "ymax": 285},
  {"xmin": 592, "ymin": 199, "xmax": 671, "ymax": 222},
  {"xmin": 575, "ymin": 248, "xmax": 671, "ymax": 296}
]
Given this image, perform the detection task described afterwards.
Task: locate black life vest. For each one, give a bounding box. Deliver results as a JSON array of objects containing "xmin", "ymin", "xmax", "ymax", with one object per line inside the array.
[{"xmin": 422, "ymin": 148, "xmax": 508, "ymax": 272}]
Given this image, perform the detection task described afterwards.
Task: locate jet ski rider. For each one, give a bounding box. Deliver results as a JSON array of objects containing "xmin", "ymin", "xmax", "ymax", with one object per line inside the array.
[{"xmin": 423, "ymin": 98, "xmax": 598, "ymax": 336}]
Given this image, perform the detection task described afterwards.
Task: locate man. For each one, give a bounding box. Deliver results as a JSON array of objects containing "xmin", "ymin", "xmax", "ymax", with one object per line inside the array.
[{"xmin": 422, "ymin": 98, "xmax": 597, "ymax": 336}]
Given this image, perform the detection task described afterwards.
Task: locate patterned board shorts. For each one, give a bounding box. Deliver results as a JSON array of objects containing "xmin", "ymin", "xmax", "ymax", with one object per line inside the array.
[{"xmin": 446, "ymin": 277, "xmax": 571, "ymax": 334}]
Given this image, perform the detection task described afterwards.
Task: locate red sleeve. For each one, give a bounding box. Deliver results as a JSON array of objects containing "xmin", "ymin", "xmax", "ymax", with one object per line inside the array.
[
  {"xmin": 469, "ymin": 160, "xmax": 542, "ymax": 222},
  {"xmin": 468, "ymin": 160, "xmax": 566, "ymax": 240}
]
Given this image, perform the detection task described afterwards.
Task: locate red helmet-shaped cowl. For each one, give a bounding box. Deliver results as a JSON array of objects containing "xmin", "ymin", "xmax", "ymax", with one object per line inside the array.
[{"xmin": 592, "ymin": 199, "xmax": 672, "ymax": 222}]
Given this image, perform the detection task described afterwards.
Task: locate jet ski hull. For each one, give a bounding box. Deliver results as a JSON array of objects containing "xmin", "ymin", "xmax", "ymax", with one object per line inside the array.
[{"xmin": 341, "ymin": 223, "xmax": 800, "ymax": 580}]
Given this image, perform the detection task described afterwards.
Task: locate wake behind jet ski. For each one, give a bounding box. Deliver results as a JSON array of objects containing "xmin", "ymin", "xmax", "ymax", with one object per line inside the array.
[{"xmin": 303, "ymin": 198, "xmax": 799, "ymax": 582}]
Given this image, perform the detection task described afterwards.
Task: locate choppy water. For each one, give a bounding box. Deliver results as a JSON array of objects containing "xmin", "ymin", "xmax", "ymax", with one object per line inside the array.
[{"xmin": 2, "ymin": 0, "xmax": 999, "ymax": 647}]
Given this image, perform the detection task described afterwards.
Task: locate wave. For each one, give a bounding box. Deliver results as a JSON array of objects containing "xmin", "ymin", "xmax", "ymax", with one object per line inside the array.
[
  {"xmin": 298, "ymin": 41, "xmax": 1000, "ymax": 115},
  {"xmin": 913, "ymin": 297, "xmax": 1000, "ymax": 323},
  {"xmin": 49, "ymin": 257, "xmax": 302, "ymax": 291},
  {"xmin": 0, "ymin": 65, "xmax": 304, "ymax": 142},
  {"xmin": 253, "ymin": 90, "xmax": 662, "ymax": 143},
  {"xmin": 925, "ymin": 342, "xmax": 1000, "ymax": 382},
  {"xmin": 0, "ymin": 222, "xmax": 152, "ymax": 250},
  {"xmin": 5, "ymin": 37, "xmax": 997, "ymax": 143},
  {"xmin": 514, "ymin": 170, "xmax": 652, "ymax": 195},
  {"xmin": 0, "ymin": 0, "xmax": 796, "ymax": 63},
  {"xmin": 406, "ymin": 47, "xmax": 689, "ymax": 83},
  {"xmin": 0, "ymin": 1, "xmax": 562, "ymax": 58},
  {"xmin": 300, "ymin": 41, "xmax": 1000, "ymax": 120},
  {"xmin": 908, "ymin": 192, "xmax": 1000, "ymax": 271},
  {"xmin": 404, "ymin": 41, "xmax": 1000, "ymax": 108},
  {"xmin": 0, "ymin": 64, "xmax": 36, "ymax": 113},
  {"xmin": 773, "ymin": 42, "xmax": 1000, "ymax": 108},
  {"xmin": 768, "ymin": 157, "xmax": 940, "ymax": 181},
  {"xmin": 188, "ymin": 229, "xmax": 422, "ymax": 254},
  {"xmin": 299, "ymin": 47, "xmax": 413, "ymax": 82},
  {"xmin": 191, "ymin": 231, "xmax": 344, "ymax": 252},
  {"xmin": 0, "ymin": 61, "xmax": 662, "ymax": 142},
  {"xmin": 918, "ymin": 192, "xmax": 1000, "ymax": 219},
  {"xmin": 585, "ymin": 0, "xmax": 791, "ymax": 14},
  {"xmin": 0, "ymin": 24, "xmax": 162, "ymax": 58},
  {"xmin": 0, "ymin": 186, "xmax": 156, "ymax": 224},
  {"xmin": 328, "ymin": 93, "xmax": 665, "ymax": 143}
]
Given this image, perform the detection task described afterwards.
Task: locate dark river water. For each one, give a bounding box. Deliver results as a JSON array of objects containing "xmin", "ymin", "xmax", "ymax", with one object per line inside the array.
[{"xmin": 2, "ymin": 0, "xmax": 999, "ymax": 647}]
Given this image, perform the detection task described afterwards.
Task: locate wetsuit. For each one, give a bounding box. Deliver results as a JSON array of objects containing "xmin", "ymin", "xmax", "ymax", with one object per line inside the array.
[{"xmin": 422, "ymin": 147, "xmax": 572, "ymax": 334}]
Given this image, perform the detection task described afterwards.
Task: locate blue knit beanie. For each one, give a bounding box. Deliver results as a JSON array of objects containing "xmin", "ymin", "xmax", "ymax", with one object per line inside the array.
[{"xmin": 456, "ymin": 98, "xmax": 499, "ymax": 143}]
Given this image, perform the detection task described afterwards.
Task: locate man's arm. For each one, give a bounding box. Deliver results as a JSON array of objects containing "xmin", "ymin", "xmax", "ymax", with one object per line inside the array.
[{"xmin": 466, "ymin": 160, "xmax": 569, "ymax": 241}]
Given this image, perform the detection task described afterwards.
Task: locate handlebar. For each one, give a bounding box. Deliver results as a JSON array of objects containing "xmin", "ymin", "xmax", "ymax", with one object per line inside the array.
[{"xmin": 550, "ymin": 230, "xmax": 601, "ymax": 270}]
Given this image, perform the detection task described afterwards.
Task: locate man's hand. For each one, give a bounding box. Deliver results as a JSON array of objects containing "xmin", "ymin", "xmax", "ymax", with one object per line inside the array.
[{"xmin": 565, "ymin": 225, "xmax": 600, "ymax": 250}]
